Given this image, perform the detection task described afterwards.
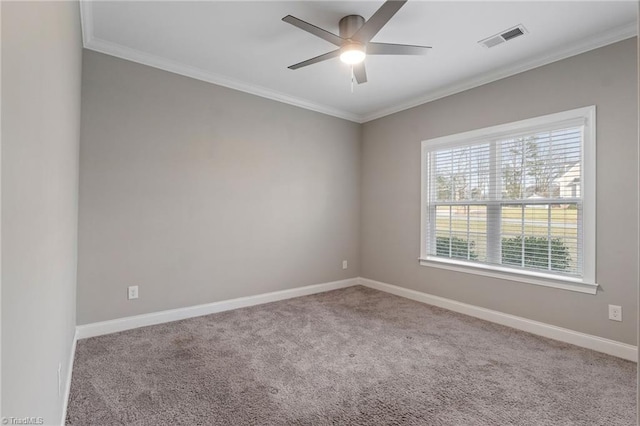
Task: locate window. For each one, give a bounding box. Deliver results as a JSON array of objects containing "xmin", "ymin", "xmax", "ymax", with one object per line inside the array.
[{"xmin": 420, "ymin": 106, "xmax": 596, "ymax": 294}]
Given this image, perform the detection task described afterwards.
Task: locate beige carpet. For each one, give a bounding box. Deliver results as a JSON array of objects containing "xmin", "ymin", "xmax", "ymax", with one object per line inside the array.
[{"xmin": 66, "ymin": 286, "xmax": 636, "ymax": 425}]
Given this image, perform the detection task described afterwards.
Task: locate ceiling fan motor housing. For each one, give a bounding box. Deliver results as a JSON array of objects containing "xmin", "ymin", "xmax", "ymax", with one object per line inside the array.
[{"xmin": 339, "ymin": 15, "xmax": 365, "ymax": 39}]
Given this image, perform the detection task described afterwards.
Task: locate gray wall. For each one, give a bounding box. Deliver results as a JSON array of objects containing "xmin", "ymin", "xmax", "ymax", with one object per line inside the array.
[
  {"xmin": 77, "ymin": 51, "xmax": 361, "ymax": 325},
  {"xmin": 1, "ymin": 1, "xmax": 82, "ymax": 423},
  {"xmin": 361, "ymin": 38, "xmax": 638, "ymax": 345}
]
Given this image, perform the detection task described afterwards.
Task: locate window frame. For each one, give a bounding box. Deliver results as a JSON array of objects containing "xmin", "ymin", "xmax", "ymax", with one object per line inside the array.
[{"xmin": 419, "ymin": 106, "xmax": 597, "ymax": 294}]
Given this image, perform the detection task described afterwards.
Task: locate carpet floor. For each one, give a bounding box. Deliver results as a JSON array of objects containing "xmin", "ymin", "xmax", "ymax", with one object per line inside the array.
[{"xmin": 66, "ymin": 286, "xmax": 636, "ymax": 425}]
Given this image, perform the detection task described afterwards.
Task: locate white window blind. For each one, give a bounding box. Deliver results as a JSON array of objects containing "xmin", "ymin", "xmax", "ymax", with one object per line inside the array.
[{"xmin": 420, "ymin": 107, "xmax": 596, "ymax": 293}]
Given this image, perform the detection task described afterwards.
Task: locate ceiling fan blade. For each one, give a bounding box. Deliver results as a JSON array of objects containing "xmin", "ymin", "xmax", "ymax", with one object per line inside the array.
[
  {"xmin": 282, "ymin": 15, "xmax": 344, "ymax": 46},
  {"xmin": 367, "ymin": 42, "xmax": 431, "ymax": 55},
  {"xmin": 352, "ymin": 0, "xmax": 407, "ymax": 43},
  {"xmin": 288, "ymin": 49, "xmax": 341, "ymax": 70},
  {"xmin": 353, "ymin": 63, "xmax": 367, "ymax": 84}
]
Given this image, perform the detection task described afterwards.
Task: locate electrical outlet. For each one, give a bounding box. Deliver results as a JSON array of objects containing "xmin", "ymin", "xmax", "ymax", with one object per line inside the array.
[
  {"xmin": 128, "ymin": 285, "xmax": 139, "ymax": 300},
  {"xmin": 342, "ymin": 260, "xmax": 348, "ymax": 270},
  {"xmin": 608, "ymin": 305, "xmax": 622, "ymax": 322}
]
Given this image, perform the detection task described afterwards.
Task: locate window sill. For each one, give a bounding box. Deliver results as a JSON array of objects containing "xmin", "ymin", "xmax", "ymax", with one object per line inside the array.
[{"xmin": 418, "ymin": 257, "xmax": 598, "ymax": 295}]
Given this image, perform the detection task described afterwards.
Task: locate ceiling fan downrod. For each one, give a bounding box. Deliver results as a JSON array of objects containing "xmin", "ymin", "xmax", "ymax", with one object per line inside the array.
[{"xmin": 339, "ymin": 15, "xmax": 365, "ymax": 38}]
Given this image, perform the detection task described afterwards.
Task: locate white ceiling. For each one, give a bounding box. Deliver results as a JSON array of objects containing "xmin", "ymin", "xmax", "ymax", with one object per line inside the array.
[{"xmin": 81, "ymin": 1, "xmax": 637, "ymax": 123}]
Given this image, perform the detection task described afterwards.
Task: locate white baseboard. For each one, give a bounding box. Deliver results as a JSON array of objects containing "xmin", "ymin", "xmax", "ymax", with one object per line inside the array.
[
  {"xmin": 76, "ymin": 278, "xmax": 359, "ymax": 340},
  {"xmin": 74, "ymin": 276, "xmax": 637, "ymax": 362},
  {"xmin": 358, "ymin": 277, "xmax": 637, "ymax": 362},
  {"xmin": 60, "ymin": 330, "xmax": 77, "ymax": 426}
]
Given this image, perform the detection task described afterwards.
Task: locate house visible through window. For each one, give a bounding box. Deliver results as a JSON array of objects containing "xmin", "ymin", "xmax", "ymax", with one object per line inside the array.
[{"xmin": 420, "ymin": 106, "xmax": 596, "ymax": 293}]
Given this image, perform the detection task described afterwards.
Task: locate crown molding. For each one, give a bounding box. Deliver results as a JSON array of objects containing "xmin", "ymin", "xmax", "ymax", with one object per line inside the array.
[
  {"xmin": 79, "ymin": 0, "xmax": 93, "ymax": 48},
  {"xmin": 360, "ymin": 21, "xmax": 638, "ymax": 123},
  {"xmin": 84, "ymin": 37, "xmax": 363, "ymax": 123},
  {"xmin": 80, "ymin": 1, "xmax": 637, "ymax": 125},
  {"xmin": 79, "ymin": 2, "xmax": 361, "ymax": 123}
]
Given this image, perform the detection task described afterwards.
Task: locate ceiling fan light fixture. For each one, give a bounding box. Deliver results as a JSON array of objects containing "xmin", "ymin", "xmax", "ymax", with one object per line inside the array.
[{"xmin": 340, "ymin": 43, "xmax": 366, "ymax": 65}]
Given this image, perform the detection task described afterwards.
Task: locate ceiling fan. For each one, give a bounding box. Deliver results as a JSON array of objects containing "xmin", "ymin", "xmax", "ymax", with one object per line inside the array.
[{"xmin": 282, "ymin": 0, "xmax": 431, "ymax": 84}]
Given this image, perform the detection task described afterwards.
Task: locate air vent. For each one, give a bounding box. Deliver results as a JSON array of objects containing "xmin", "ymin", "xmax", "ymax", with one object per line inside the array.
[
  {"xmin": 501, "ymin": 27, "xmax": 524, "ymax": 41},
  {"xmin": 479, "ymin": 25, "xmax": 528, "ymax": 48}
]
